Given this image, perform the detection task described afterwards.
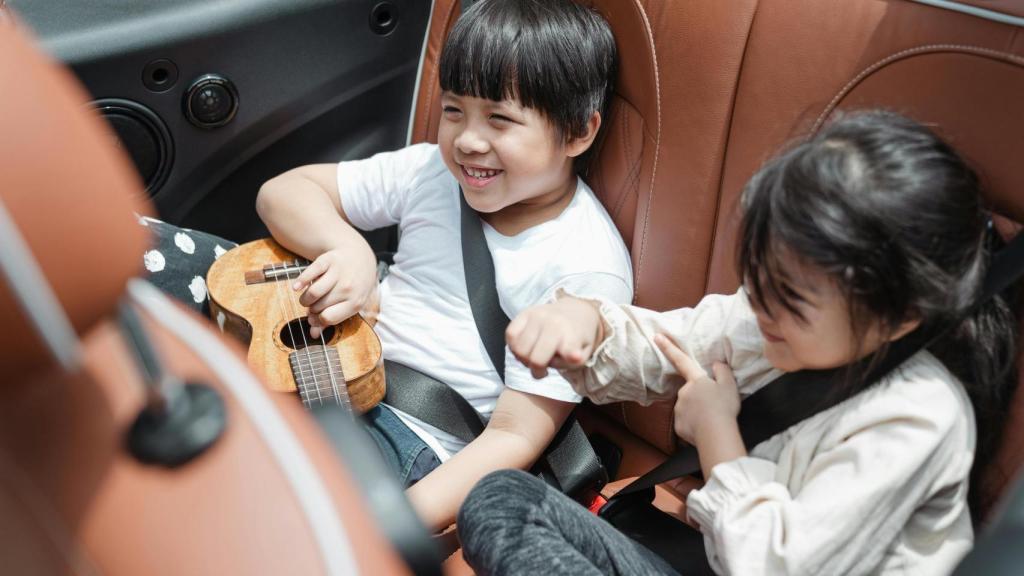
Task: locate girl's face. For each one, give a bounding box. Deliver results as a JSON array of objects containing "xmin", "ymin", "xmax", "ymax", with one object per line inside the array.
[
  {"xmin": 437, "ymin": 92, "xmax": 594, "ymax": 225},
  {"xmin": 748, "ymin": 255, "xmax": 912, "ymax": 373}
]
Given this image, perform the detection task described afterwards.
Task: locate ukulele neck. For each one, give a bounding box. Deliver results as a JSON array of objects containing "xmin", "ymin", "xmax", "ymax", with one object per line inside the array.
[{"xmin": 290, "ymin": 345, "xmax": 352, "ymax": 412}]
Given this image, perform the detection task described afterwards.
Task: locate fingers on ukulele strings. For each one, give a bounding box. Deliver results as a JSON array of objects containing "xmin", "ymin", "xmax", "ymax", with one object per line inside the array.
[
  {"xmin": 293, "ymin": 258, "xmax": 327, "ymax": 291},
  {"xmin": 300, "ymin": 269, "xmax": 338, "ymax": 308}
]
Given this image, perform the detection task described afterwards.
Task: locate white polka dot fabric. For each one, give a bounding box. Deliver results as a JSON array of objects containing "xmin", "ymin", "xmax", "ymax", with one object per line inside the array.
[{"xmin": 135, "ymin": 215, "xmax": 237, "ymax": 316}]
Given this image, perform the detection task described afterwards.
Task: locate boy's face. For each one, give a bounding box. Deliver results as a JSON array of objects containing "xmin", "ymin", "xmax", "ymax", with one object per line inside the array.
[{"xmin": 438, "ymin": 92, "xmax": 579, "ymax": 218}]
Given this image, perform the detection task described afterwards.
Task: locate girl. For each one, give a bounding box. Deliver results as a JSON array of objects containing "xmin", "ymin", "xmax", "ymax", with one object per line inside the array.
[{"xmin": 456, "ymin": 111, "xmax": 1018, "ymax": 574}]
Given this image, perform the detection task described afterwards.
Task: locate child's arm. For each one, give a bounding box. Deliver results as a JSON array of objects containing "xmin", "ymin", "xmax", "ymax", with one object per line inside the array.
[
  {"xmin": 404, "ymin": 388, "xmax": 574, "ymax": 532},
  {"xmin": 508, "ymin": 289, "xmax": 780, "ymax": 405},
  {"xmin": 256, "ymin": 164, "xmax": 378, "ymax": 336},
  {"xmin": 654, "ymin": 333, "xmax": 746, "ymax": 479}
]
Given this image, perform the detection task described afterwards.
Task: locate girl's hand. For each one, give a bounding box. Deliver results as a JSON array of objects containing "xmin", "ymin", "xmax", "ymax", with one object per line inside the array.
[
  {"xmin": 655, "ymin": 333, "xmax": 740, "ymax": 445},
  {"xmin": 292, "ymin": 245, "xmax": 379, "ymax": 339},
  {"xmin": 506, "ymin": 296, "xmax": 604, "ymax": 379}
]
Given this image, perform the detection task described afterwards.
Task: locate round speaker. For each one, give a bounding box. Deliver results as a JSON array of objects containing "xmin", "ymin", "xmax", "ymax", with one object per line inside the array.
[
  {"xmin": 93, "ymin": 99, "xmax": 173, "ymax": 196},
  {"xmin": 183, "ymin": 74, "xmax": 238, "ymax": 129}
]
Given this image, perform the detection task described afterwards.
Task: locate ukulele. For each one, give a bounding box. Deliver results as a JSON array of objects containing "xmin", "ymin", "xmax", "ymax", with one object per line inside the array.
[{"xmin": 206, "ymin": 238, "xmax": 385, "ymax": 414}]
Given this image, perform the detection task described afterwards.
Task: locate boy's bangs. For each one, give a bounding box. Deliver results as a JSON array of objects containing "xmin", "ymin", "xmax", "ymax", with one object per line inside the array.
[{"xmin": 439, "ymin": 22, "xmax": 524, "ymax": 106}]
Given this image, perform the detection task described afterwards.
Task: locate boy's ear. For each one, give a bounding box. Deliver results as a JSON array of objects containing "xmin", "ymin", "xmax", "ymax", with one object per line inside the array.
[{"xmin": 566, "ymin": 111, "xmax": 602, "ymax": 158}]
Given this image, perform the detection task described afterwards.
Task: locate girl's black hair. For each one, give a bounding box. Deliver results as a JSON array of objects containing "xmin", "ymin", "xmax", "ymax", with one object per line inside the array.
[
  {"xmin": 438, "ymin": 0, "xmax": 616, "ymax": 171},
  {"xmin": 738, "ymin": 110, "xmax": 1018, "ymax": 521}
]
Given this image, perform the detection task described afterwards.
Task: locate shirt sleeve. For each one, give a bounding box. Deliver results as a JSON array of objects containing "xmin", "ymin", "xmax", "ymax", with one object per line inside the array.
[
  {"xmin": 336, "ymin": 143, "xmax": 441, "ymax": 231},
  {"xmin": 686, "ymin": 369, "xmax": 971, "ymax": 575},
  {"xmin": 502, "ymin": 272, "xmax": 633, "ymax": 404},
  {"xmin": 560, "ymin": 288, "xmax": 780, "ymax": 406}
]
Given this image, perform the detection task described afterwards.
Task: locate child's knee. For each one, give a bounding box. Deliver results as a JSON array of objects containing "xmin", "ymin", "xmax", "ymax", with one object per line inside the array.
[{"xmin": 458, "ymin": 470, "xmax": 544, "ymax": 558}]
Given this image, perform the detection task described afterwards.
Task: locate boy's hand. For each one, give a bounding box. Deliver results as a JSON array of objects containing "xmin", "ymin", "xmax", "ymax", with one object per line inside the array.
[
  {"xmin": 292, "ymin": 245, "xmax": 378, "ymax": 339},
  {"xmin": 655, "ymin": 333, "xmax": 740, "ymax": 446},
  {"xmin": 506, "ymin": 296, "xmax": 604, "ymax": 379}
]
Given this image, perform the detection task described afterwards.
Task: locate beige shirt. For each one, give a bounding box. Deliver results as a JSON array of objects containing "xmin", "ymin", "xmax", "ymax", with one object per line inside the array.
[{"xmin": 562, "ymin": 289, "xmax": 976, "ymax": 575}]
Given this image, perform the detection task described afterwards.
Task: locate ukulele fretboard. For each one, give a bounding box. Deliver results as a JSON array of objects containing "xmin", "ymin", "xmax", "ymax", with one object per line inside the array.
[{"xmin": 289, "ymin": 345, "xmax": 352, "ymax": 412}]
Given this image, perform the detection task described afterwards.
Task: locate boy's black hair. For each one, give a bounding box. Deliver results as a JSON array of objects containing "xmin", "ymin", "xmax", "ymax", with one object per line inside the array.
[
  {"xmin": 438, "ymin": 0, "xmax": 616, "ymax": 167},
  {"xmin": 738, "ymin": 110, "xmax": 1018, "ymax": 522}
]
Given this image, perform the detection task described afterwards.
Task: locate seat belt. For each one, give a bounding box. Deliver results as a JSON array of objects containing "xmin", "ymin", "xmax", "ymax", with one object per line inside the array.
[
  {"xmin": 384, "ymin": 359, "xmax": 484, "ymax": 444},
  {"xmin": 598, "ymin": 229, "xmax": 1024, "ymax": 573},
  {"xmin": 457, "ymin": 190, "xmax": 605, "ymax": 495},
  {"xmin": 382, "ymin": 190, "xmax": 607, "ymax": 497}
]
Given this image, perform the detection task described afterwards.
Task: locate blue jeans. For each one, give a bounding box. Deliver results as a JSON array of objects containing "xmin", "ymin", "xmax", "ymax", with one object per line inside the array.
[{"xmin": 362, "ymin": 404, "xmax": 442, "ymax": 487}]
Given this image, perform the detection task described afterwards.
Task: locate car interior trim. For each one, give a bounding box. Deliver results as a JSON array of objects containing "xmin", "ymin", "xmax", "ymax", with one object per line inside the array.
[
  {"xmin": 907, "ymin": 0, "xmax": 1024, "ymax": 27},
  {"xmin": 126, "ymin": 279, "xmax": 360, "ymax": 576},
  {"xmin": 0, "ymin": 199, "xmax": 81, "ymax": 371},
  {"xmin": 34, "ymin": 0, "xmax": 343, "ymax": 65},
  {"xmin": 406, "ymin": 0, "xmax": 436, "ymax": 145}
]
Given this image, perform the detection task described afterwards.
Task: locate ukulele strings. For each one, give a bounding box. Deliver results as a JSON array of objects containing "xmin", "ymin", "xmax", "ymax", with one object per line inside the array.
[
  {"xmin": 272, "ymin": 261, "xmax": 323, "ymax": 406},
  {"xmin": 305, "ymin": 264, "xmax": 345, "ymax": 409},
  {"xmin": 281, "ymin": 260, "xmax": 343, "ymax": 408}
]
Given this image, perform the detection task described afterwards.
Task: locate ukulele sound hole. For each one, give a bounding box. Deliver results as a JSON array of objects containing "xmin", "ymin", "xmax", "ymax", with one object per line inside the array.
[{"xmin": 280, "ymin": 318, "xmax": 336, "ymax": 350}]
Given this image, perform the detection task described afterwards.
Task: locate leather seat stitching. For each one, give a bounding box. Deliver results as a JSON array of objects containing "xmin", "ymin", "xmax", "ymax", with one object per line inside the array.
[
  {"xmin": 813, "ymin": 44, "xmax": 1024, "ymax": 133},
  {"xmin": 630, "ymin": 0, "xmax": 662, "ymax": 303},
  {"xmin": 612, "ymin": 109, "xmax": 643, "ymax": 220},
  {"xmin": 616, "ymin": 155, "xmax": 643, "ymax": 221}
]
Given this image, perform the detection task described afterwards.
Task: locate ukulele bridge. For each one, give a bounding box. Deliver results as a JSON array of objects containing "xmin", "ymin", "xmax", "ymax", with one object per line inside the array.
[{"xmin": 244, "ymin": 259, "xmax": 310, "ymax": 285}]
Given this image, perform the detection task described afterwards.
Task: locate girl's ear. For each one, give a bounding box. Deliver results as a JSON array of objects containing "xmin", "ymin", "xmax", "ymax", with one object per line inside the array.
[
  {"xmin": 886, "ymin": 317, "xmax": 922, "ymax": 343},
  {"xmin": 566, "ymin": 111, "xmax": 602, "ymax": 158}
]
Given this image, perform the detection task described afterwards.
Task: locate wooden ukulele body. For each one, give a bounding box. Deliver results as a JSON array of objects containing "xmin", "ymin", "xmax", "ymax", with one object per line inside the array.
[{"xmin": 206, "ymin": 238, "xmax": 384, "ymax": 413}]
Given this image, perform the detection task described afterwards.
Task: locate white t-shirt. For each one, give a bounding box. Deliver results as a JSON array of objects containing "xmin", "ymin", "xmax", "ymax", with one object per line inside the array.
[{"xmin": 337, "ymin": 143, "xmax": 633, "ymax": 460}]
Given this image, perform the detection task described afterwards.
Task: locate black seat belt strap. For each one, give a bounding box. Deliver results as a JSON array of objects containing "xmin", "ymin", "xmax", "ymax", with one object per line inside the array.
[
  {"xmin": 458, "ymin": 191, "xmax": 605, "ymax": 495},
  {"xmin": 459, "ymin": 193, "xmax": 508, "ymax": 379},
  {"xmin": 383, "ymin": 359, "xmax": 484, "ymax": 444},
  {"xmin": 605, "ymin": 229, "xmax": 1024, "ymax": 506}
]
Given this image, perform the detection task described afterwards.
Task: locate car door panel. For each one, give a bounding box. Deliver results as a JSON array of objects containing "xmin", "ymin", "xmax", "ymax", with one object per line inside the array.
[{"xmin": 11, "ymin": 0, "xmax": 431, "ymax": 243}]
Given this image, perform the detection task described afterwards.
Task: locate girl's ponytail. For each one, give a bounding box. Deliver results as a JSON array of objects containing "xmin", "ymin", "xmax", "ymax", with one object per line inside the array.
[{"xmin": 932, "ymin": 283, "xmax": 1020, "ymax": 520}]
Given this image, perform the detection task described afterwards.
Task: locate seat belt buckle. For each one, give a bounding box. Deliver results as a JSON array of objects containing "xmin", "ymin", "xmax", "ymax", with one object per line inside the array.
[
  {"xmin": 597, "ymin": 485, "xmax": 656, "ymax": 519},
  {"xmin": 583, "ymin": 490, "xmax": 608, "ymax": 515}
]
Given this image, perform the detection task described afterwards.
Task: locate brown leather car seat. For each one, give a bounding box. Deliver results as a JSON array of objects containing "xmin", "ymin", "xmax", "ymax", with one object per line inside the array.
[
  {"xmin": 413, "ymin": 0, "xmax": 1024, "ymax": 537},
  {"xmin": 0, "ymin": 15, "xmax": 420, "ymax": 576}
]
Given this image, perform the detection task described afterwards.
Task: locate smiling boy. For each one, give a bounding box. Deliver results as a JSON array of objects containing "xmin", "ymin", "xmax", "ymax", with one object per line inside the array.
[{"xmin": 255, "ymin": 0, "xmax": 632, "ymax": 531}]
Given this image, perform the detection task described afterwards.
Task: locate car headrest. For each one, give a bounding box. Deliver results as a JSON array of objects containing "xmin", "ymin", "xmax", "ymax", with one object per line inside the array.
[{"xmin": 0, "ymin": 17, "xmax": 151, "ymax": 377}]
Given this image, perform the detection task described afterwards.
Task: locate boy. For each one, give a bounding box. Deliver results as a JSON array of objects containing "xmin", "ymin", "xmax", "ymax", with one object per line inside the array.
[{"xmin": 256, "ymin": 0, "xmax": 632, "ymax": 532}]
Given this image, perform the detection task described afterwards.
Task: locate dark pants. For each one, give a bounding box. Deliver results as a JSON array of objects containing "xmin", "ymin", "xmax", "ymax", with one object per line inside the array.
[
  {"xmin": 139, "ymin": 216, "xmax": 439, "ymax": 487},
  {"xmin": 458, "ymin": 470, "xmax": 681, "ymax": 576}
]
